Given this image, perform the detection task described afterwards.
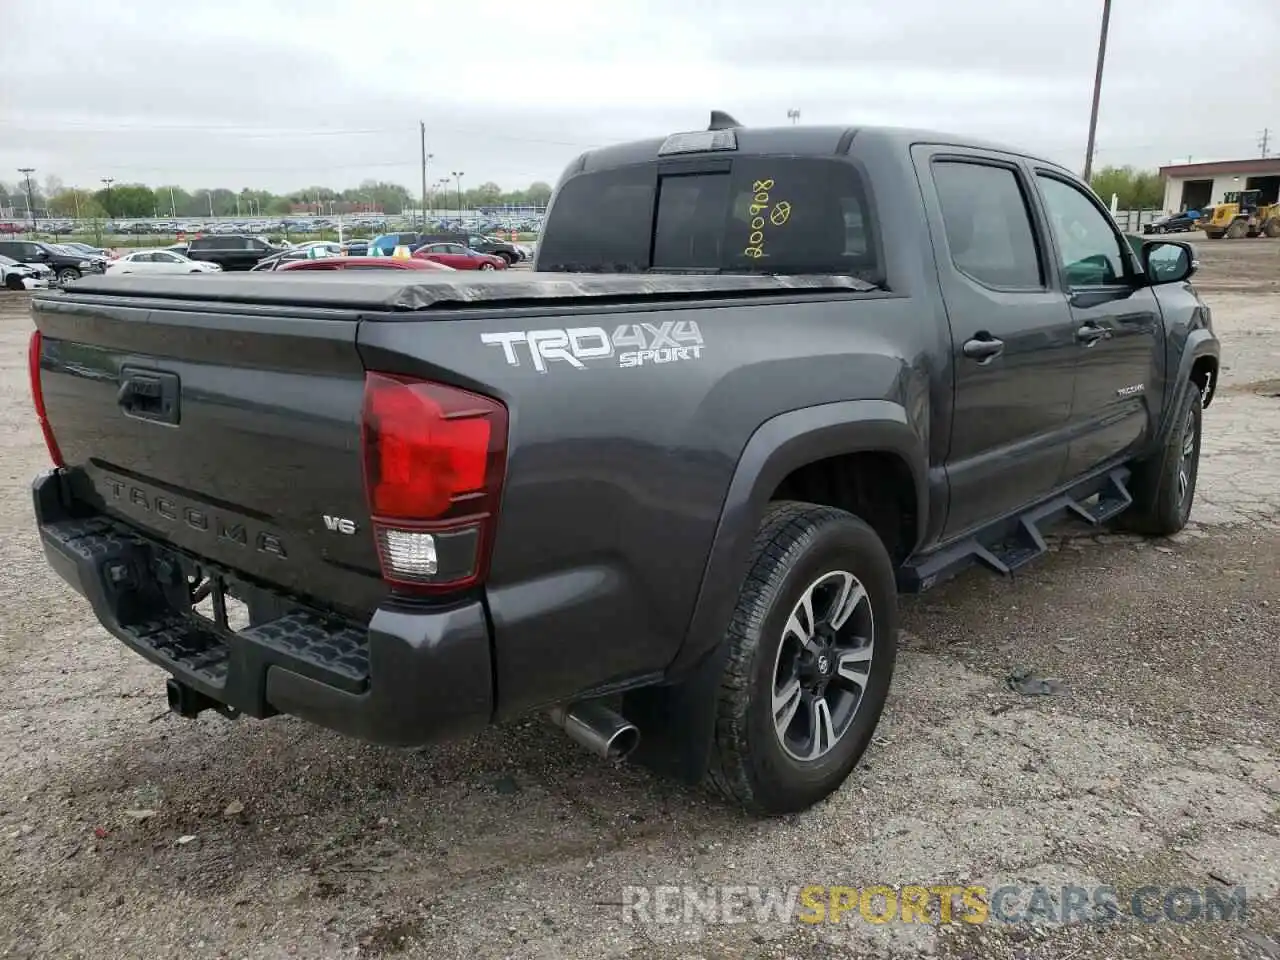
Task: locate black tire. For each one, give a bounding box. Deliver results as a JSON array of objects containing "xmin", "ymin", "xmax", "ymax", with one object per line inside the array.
[
  {"xmin": 4, "ymin": 274, "xmax": 24, "ymax": 291},
  {"xmin": 1226, "ymin": 220, "xmax": 1248, "ymax": 239},
  {"xmin": 707, "ymin": 501, "xmax": 898, "ymax": 815},
  {"xmin": 1118, "ymin": 384, "xmax": 1203, "ymax": 536},
  {"xmin": 497, "ymin": 251, "xmax": 515, "ymax": 266},
  {"xmin": 57, "ymin": 267, "xmax": 81, "ymax": 285}
]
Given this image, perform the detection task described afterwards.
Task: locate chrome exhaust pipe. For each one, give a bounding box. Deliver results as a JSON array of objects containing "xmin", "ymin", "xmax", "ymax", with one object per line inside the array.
[{"xmin": 549, "ymin": 700, "xmax": 640, "ymax": 761}]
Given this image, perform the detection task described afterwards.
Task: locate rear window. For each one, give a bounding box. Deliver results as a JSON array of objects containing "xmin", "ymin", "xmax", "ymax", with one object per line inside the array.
[{"xmin": 537, "ymin": 157, "xmax": 878, "ymax": 280}]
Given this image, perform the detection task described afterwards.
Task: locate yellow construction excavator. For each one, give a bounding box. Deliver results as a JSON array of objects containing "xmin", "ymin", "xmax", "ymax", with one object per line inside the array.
[{"xmin": 1201, "ymin": 190, "xmax": 1280, "ymax": 239}]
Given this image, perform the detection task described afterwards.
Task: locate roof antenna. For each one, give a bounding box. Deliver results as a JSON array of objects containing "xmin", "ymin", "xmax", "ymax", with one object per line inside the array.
[{"xmin": 708, "ymin": 110, "xmax": 741, "ymax": 131}]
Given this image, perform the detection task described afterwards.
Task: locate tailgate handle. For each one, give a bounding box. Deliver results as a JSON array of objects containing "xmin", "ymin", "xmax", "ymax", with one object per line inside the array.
[{"xmin": 118, "ymin": 367, "xmax": 181, "ymax": 425}]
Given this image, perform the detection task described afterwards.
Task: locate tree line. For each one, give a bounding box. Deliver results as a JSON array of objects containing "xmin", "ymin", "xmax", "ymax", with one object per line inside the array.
[
  {"xmin": 0, "ymin": 164, "xmax": 1173, "ymax": 222},
  {"xmin": 0, "ymin": 175, "xmax": 554, "ymax": 220}
]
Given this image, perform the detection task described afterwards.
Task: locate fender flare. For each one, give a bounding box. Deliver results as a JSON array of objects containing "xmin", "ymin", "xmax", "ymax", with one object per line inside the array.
[
  {"xmin": 624, "ymin": 400, "xmax": 927, "ymax": 784},
  {"xmin": 1160, "ymin": 330, "xmax": 1219, "ymax": 444}
]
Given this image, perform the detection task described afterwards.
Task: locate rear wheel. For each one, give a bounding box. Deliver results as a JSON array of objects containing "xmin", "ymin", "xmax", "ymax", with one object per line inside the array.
[
  {"xmin": 1118, "ymin": 383, "xmax": 1202, "ymax": 536},
  {"xmin": 1266, "ymin": 220, "xmax": 1280, "ymax": 239},
  {"xmin": 707, "ymin": 502, "xmax": 897, "ymax": 815}
]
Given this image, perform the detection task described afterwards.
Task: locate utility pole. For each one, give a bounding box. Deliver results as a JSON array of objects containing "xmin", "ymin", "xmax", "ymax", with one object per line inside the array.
[
  {"xmin": 100, "ymin": 177, "xmax": 115, "ymax": 219},
  {"xmin": 1082, "ymin": 0, "xmax": 1112, "ymax": 183},
  {"xmin": 452, "ymin": 171, "xmax": 464, "ymax": 224},
  {"xmin": 169, "ymin": 186, "xmax": 177, "ymax": 218},
  {"xmin": 18, "ymin": 168, "xmax": 36, "ymax": 233},
  {"xmin": 419, "ymin": 122, "xmax": 433, "ymax": 229},
  {"xmin": 1260, "ymin": 128, "xmax": 1272, "ymax": 159}
]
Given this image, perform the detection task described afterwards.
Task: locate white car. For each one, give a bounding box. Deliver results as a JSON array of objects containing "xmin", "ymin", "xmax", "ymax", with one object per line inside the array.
[
  {"xmin": 107, "ymin": 249, "xmax": 222, "ymax": 274},
  {"xmin": 0, "ymin": 253, "xmax": 51, "ymax": 290}
]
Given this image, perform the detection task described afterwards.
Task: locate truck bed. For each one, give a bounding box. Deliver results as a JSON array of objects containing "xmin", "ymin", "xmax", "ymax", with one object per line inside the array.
[{"xmin": 54, "ymin": 270, "xmax": 876, "ymax": 312}]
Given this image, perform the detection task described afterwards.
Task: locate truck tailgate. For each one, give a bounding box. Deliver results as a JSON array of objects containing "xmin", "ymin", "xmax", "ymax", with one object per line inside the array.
[{"xmin": 32, "ymin": 298, "xmax": 385, "ymax": 616}]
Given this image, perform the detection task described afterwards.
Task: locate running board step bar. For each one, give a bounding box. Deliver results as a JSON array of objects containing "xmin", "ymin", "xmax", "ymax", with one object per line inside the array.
[{"xmin": 898, "ymin": 467, "xmax": 1133, "ymax": 592}]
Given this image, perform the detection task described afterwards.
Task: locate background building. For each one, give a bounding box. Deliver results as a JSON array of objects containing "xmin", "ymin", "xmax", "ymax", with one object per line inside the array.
[{"xmin": 1159, "ymin": 158, "xmax": 1280, "ymax": 213}]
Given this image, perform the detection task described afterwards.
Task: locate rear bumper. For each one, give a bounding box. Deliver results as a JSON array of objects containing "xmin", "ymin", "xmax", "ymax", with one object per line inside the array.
[{"xmin": 32, "ymin": 469, "xmax": 493, "ymax": 746}]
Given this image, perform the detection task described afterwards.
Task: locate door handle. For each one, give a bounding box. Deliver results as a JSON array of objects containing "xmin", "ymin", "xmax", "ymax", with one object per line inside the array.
[
  {"xmin": 962, "ymin": 334, "xmax": 1005, "ymax": 362},
  {"xmin": 1075, "ymin": 322, "xmax": 1112, "ymax": 346}
]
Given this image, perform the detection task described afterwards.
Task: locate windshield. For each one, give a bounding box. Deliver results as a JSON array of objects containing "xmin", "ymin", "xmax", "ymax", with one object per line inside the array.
[{"xmin": 537, "ymin": 156, "xmax": 879, "ymax": 281}]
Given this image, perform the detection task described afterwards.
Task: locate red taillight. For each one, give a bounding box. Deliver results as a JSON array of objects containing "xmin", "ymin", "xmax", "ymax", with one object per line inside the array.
[
  {"xmin": 28, "ymin": 330, "xmax": 64, "ymax": 467},
  {"xmin": 361, "ymin": 372, "xmax": 507, "ymax": 594}
]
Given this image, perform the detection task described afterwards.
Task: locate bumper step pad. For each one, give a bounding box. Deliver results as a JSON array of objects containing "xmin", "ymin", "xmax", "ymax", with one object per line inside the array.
[{"xmin": 40, "ymin": 516, "xmax": 370, "ymax": 710}]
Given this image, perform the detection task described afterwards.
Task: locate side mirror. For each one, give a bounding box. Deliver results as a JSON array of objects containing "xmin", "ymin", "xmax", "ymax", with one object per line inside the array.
[{"xmin": 1142, "ymin": 240, "xmax": 1196, "ymax": 284}]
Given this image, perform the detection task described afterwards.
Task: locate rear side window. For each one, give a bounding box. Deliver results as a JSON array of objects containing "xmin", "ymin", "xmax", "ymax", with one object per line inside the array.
[
  {"xmin": 189, "ymin": 237, "xmax": 216, "ymax": 250},
  {"xmin": 931, "ymin": 161, "xmax": 1043, "ymax": 289},
  {"xmin": 538, "ymin": 166, "xmax": 656, "ymax": 272},
  {"xmin": 538, "ymin": 157, "xmax": 877, "ymax": 279}
]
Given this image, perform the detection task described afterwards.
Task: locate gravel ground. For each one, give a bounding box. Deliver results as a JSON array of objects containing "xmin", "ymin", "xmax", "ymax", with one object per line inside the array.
[{"xmin": 0, "ymin": 242, "xmax": 1277, "ymax": 960}]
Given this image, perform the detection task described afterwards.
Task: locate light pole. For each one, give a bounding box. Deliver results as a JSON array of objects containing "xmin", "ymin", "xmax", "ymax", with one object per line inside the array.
[
  {"xmin": 1082, "ymin": 0, "xmax": 1112, "ymax": 183},
  {"xmin": 787, "ymin": 108, "xmax": 801, "ymax": 125},
  {"xmin": 18, "ymin": 168, "xmax": 36, "ymax": 233},
  {"xmin": 100, "ymin": 177, "xmax": 115, "ymax": 220},
  {"xmin": 452, "ymin": 171, "xmax": 464, "ymax": 223}
]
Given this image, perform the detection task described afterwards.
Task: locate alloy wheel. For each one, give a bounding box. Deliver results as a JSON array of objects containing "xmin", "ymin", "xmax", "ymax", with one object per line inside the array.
[{"xmin": 771, "ymin": 570, "xmax": 875, "ymax": 762}]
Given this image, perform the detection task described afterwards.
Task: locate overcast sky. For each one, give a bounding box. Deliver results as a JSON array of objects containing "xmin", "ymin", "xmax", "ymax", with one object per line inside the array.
[{"xmin": 3, "ymin": 0, "xmax": 1278, "ymax": 195}]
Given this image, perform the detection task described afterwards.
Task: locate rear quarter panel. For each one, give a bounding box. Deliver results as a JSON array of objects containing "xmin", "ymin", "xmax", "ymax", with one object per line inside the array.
[{"xmin": 358, "ymin": 289, "xmax": 941, "ymax": 717}]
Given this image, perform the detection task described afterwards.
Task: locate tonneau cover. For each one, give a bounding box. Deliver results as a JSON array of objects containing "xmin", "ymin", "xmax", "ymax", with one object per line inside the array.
[{"xmin": 42, "ymin": 270, "xmax": 876, "ymax": 312}]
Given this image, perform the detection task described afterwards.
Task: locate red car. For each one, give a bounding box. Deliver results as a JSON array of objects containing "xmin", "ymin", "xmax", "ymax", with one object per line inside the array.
[
  {"xmin": 412, "ymin": 242, "xmax": 507, "ymax": 271},
  {"xmin": 277, "ymin": 256, "xmax": 454, "ymax": 272}
]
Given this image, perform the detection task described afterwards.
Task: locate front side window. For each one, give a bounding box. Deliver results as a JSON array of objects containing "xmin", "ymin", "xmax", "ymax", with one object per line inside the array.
[
  {"xmin": 931, "ymin": 161, "xmax": 1043, "ymax": 289},
  {"xmin": 1036, "ymin": 175, "xmax": 1128, "ymax": 286}
]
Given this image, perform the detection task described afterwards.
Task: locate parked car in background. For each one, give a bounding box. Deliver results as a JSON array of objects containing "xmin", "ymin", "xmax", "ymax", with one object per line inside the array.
[
  {"xmin": 0, "ymin": 253, "xmax": 49, "ymax": 290},
  {"xmin": 1144, "ymin": 210, "xmax": 1202, "ymax": 234},
  {"xmin": 275, "ymin": 256, "xmax": 454, "ymax": 273},
  {"xmin": 0, "ymin": 239, "xmax": 107, "ymax": 285},
  {"xmin": 465, "ymin": 235, "xmax": 521, "ymax": 264},
  {"xmin": 186, "ymin": 234, "xmax": 286, "ymax": 271},
  {"xmin": 250, "ymin": 248, "xmax": 335, "ymax": 272},
  {"xmin": 368, "ymin": 232, "xmax": 426, "ymax": 255},
  {"xmin": 412, "ymin": 242, "xmax": 507, "ymax": 270},
  {"xmin": 61, "ymin": 242, "xmax": 112, "ymax": 259},
  {"xmin": 341, "ymin": 238, "xmax": 371, "ymax": 256},
  {"xmin": 106, "ymin": 249, "xmax": 222, "ymax": 275}
]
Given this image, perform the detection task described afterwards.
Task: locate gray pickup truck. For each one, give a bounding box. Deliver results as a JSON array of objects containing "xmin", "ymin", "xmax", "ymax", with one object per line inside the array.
[{"xmin": 28, "ymin": 114, "xmax": 1218, "ymax": 815}]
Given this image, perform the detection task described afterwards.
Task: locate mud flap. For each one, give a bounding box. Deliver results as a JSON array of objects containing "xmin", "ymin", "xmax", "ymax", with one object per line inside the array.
[{"xmin": 622, "ymin": 639, "xmax": 732, "ymax": 785}]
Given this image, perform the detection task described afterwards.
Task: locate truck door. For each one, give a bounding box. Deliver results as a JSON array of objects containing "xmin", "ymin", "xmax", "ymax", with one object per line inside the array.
[
  {"xmin": 913, "ymin": 148, "xmax": 1078, "ymax": 539},
  {"xmin": 1030, "ymin": 171, "xmax": 1164, "ymax": 483}
]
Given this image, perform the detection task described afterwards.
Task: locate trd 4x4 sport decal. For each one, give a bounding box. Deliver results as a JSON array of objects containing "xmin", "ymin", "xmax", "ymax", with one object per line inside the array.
[{"xmin": 481, "ymin": 320, "xmax": 705, "ymax": 373}]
